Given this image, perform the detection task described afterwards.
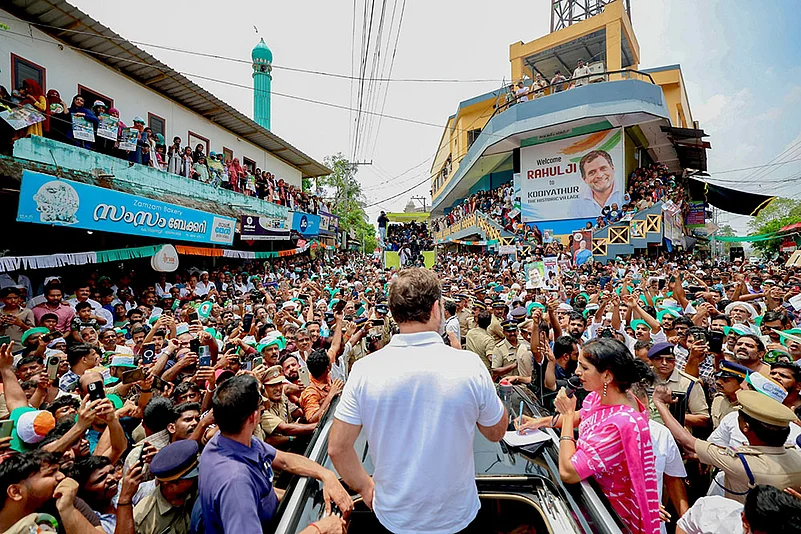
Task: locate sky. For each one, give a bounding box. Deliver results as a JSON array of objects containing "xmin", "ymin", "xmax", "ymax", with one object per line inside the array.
[{"xmin": 68, "ymin": 0, "xmax": 801, "ymax": 233}]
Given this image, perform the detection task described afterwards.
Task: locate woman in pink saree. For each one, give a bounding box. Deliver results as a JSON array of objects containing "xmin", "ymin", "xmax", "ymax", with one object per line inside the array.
[{"xmin": 519, "ymin": 338, "xmax": 660, "ymax": 534}]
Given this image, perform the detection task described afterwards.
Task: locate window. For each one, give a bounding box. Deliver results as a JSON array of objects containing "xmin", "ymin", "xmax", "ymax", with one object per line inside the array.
[
  {"xmin": 77, "ymin": 85, "xmax": 113, "ymax": 109},
  {"xmin": 223, "ymin": 147, "xmax": 233, "ymax": 164},
  {"xmin": 242, "ymin": 156, "xmax": 256, "ymax": 174},
  {"xmin": 467, "ymin": 129, "xmax": 482, "ymax": 148},
  {"xmin": 148, "ymin": 113, "xmax": 166, "ymax": 141},
  {"xmin": 11, "ymin": 53, "xmax": 46, "ymax": 91},
  {"xmin": 187, "ymin": 131, "xmax": 209, "ymax": 156}
]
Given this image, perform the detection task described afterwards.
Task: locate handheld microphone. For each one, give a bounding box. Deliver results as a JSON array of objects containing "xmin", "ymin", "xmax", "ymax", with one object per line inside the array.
[{"xmin": 565, "ymin": 375, "xmax": 583, "ymax": 398}]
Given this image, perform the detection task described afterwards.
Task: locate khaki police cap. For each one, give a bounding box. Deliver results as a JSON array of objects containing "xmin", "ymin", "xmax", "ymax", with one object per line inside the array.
[
  {"xmin": 736, "ymin": 389, "xmax": 797, "ymax": 427},
  {"xmin": 264, "ymin": 365, "xmax": 284, "ymax": 385}
]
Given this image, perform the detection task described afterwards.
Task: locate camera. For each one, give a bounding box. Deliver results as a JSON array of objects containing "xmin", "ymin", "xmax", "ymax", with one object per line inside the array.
[{"xmin": 598, "ymin": 327, "xmax": 615, "ymax": 339}]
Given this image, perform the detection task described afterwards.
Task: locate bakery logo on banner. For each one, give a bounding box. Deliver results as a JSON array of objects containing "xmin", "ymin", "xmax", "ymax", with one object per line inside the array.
[{"xmin": 152, "ymin": 244, "xmax": 179, "ymax": 272}]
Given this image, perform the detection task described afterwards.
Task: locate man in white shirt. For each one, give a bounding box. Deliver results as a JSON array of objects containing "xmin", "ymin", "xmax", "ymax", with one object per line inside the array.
[
  {"xmin": 68, "ymin": 283, "xmax": 112, "ymax": 326},
  {"xmin": 329, "ymin": 268, "xmax": 507, "ymax": 534},
  {"xmin": 567, "ymin": 150, "xmax": 622, "ymax": 219},
  {"xmin": 572, "ymin": 59, "xmax": 591, "ymax": 87},
  {"xmin": 443, "ymin": 300, "xmax": 461, "ymax": 342}
]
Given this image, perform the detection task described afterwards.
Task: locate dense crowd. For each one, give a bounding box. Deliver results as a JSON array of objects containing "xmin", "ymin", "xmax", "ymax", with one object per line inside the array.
[
  {"xmin": 1, "ymin": 243, "xmax": 801, "ymax": 533},
  {"xmin": 431, "ymin": 183, "xmax": 526, "ymax": 238},
  {"xmin": 0, "ymin": 82, "xmax": 325, "ymax": 214},
  {"xmin": 380, "ymin": 221, "xmax": 434, "ymax": 262}
]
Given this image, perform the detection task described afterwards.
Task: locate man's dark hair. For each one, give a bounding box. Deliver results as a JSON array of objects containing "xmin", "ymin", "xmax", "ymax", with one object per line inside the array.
[
  {"xmin": 739, "ymin": 410, "xmax": 791, "ymax": 445},
  {"xmin": 63, "ymin": 456, "xmax": 111, "ymax": 489},
  {"xmin": 307, "ymin": 348, "xmax": 331, "ymax": 380},
  {"xmin": 172, "ymin": 382, "xmax": 201, "ymax": 401},
  {"xmin": 44, "ymin": 284, "xmax": 63, "ymax": 296},
  {"xmin": 0, "ymin": 286, "xmax": 20, "ymax": 299},
  {"xmin": 16, "ymin": 354, "xmax": 43, "ymax": 370},
  {"xmin": 44, "ymin": 395, "xmax": 80, "ymax": 416},
  {"xmin": 388, "ymin": 268, "xmax": 441, "ymax": 324},
  {"xmin": 444, "ymin": 301, "xmax": 457, "ymax": 316},
  {"xmin": 633, "ymin": 339, "xmax": 652, "ymax": 353},
  {"xmin": 174, "ymin": 401, "xmax": 201, "ymax": 417},
  {"xmin": 66, "ymin": 343, "xmax": 92, "ymax": 367},
  {"xmin": 130, "ymin": 326, "xmax": 146, "ymax": 337},
  {"xmin": 38, "ymin": 418, "xmax": 79, "ymax": 448},
  {"xmin": 213, "ymin": 375, "xmax": 262, "ymax": 434},
  {"xmin": 476, "ymin": 311, "xmax": 491, "ymax": 329},
  {"xmin": 279, "ymin": 353, "xmax": 299, "ymax": 366},
  {"xmin": 75, "ymin": 301, "xmax": 92, "ymax": 313},
  {"xmin": 762, "ymin": 310, "xmax": 790, "ymax": 327},
  {"xmin": 553, "ymin": 335, "xmax": 578, "ymax": 359},
  {"xmin": 578, "ymin": 150, "xmax": 614, "ymax": 180},
  {"xmin": 743, "ymin": 484, "xmax": 801, "ymax": 533},
  {"xmin": 0, "ymin": 450, "xmax": 60, "ymax": 509},
  {"xmin": 711, "ymin": 314, "xmax": 732, "ymax": 326},
  {"xmin": 673, "ymin": 316, "xmax": 694, "ymax": 329},
  {"xmin": 568, "ymin": 312, "xmax": 587, "ymax": 326},
  {"xmin": 738, "ymin": 333, "xmax": 766, "ymax": 352},
  {"xmin": 143, "ymin": 397, "xmax": 176, "ymax": 433},
  {"xmin": 770, "ymin": 362, "xmax": 801, "ymax": 383}
]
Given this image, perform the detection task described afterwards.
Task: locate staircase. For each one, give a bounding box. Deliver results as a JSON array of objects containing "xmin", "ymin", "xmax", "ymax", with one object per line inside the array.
[
  {"xmin": 434, "ymin": 210, "xmax": 530, "ymax": 248},
  {"xmin": 590, "ymin": 203, "xmax": 665, "ymax": 263}
]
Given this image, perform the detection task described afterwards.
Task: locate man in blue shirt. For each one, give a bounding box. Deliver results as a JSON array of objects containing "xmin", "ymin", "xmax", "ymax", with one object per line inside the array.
[{"xmin": 198, "ymin": 375, "xmax": 351, "ymax": 533}]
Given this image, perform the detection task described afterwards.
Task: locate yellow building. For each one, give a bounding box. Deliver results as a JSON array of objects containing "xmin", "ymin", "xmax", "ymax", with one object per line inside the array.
[{"xmin": 431, "ymin": 0, "xmax": 703, "ymax": 238}]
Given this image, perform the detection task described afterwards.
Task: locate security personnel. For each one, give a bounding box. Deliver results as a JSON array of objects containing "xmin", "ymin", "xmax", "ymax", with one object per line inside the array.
[
  {"xmin": 711, "ymin": 360, "xmax": 749, "ymax": 428},
  {"xmin": 375, "ymin": 302, "xmax": 394, "ymax": 345},
  {"xmin": 260, "ymin": 365, "xmax": 315, "ymax": 449},
  {"xmin": 466, "ymin": 310, "xmax": 495, "ymax": 370},
  {"xmin": 455, "ymin": 294, "xmax": 472, "ymax": 342},
  {"xmin": 654, "ymin": 388, "xmax": 801, "ymax": 504},
  {"xmin": 647, "ymin": 342, "xmax": 709, "ymax": 428},
  {"xmin": 491, "ymin": 319, "xmax": 521, "ymax": 380},
  {"xmin": 488, "ymin": 300, "xmax": 506, "ymax": 344},
  {"xmin": 130, "ymin": 440, "xmax": 199, "ymax": 534}
]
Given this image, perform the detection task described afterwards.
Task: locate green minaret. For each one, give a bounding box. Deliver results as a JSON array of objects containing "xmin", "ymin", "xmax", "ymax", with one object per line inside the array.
[{"xmin": 252, "ymin": 38, "xmax": 272, "ymax": 130}]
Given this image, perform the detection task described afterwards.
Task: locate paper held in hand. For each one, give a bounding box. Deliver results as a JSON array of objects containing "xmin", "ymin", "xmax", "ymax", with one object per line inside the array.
[{"xmin": 502, "ymin": 429, "xmax": 551, "ymax": 447}]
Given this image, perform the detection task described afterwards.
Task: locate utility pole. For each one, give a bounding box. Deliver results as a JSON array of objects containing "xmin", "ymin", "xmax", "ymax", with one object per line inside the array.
[{"xmin": 410, "ymin": 195, "xmax": 428, "ymax": 212}]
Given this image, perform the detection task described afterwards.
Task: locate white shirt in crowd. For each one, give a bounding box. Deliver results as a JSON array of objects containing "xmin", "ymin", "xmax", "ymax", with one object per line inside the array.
[
  {"xmin": 68, "ymin": 298, "xmax": 114, "ymax": 326},
  {"xmin": 676, "ymin": 496, "xmax": 743, "ymax": 534},
  {"xmin": 445, "ymin": 315, "xmax": 461, "ymax": 341},
  {"xmin": 155, "ymin": 282, "xmax": 173, "ymax": 298},
  {"xmin": 648, "ymin": 420, "xmax": 687, "ymax": 534},
  {"xmin": 709, "ymin": 410, "xmax": 801, "ymax": 450},
  {"xmin": 335, "ymin": 331, "xmax": 504, "ymax": 534},
  {"xmin": 195, "ymin": 281, "xmax": 212, "ymax": 297}
]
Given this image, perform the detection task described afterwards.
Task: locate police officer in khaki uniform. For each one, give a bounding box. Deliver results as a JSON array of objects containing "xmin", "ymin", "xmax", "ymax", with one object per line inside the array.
[
  {"xmin": 130, "ymin": 439, "xmax": 199, "ymax": 534},
  {"xmin": 466, "ymin": 308, "xmax": 495, "ymax": 370},
  {"xmin": 654, "ymin": 388, "xmax": 801, "ymax": 504},
  {"xmin": 711, "ymin": 360, "xmax": 748, "ymax": 428},
  {"xmin": 488, "ymin": 300, "xmax": 506, "ymax": 344},
  {"xmin": 492, "ymin": 319, "xmax": 522, "ymax": 380},
  {"xmin": 647, "ymin": 342, "xmax": 709, "ymax": 428},
  {"xmin": 455, "ymin": 294, "xmax": 472, "ymax": 343},
  {"xmin": 260, "ymin": 365, "xmax": 315, "ymax": 449}
]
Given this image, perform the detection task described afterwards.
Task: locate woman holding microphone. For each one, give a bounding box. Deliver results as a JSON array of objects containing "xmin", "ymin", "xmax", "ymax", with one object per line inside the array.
[{"xmin": 518, "ymin": 338, "xmax": 660, "ymax": 534}]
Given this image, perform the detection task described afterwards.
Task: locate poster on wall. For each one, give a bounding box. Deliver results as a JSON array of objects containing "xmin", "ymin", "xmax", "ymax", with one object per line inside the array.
[
  {"xmin": 96, "ymin": 114, "xmax": 120, "ymax": 141},
  {"xmin": 118, "ymin": 128, "xmax": 139, "ymax": 151},
  {"xmin": 240, "ymin": 215, "xmax": 290, "ymax": 241},
  {"xmin": 520, "ymin": 128, "xmax": 624, "ymax": 222},
  {"xmin": 525, "ymin": 262, "xmax": 546, "ymax": 289},
  {"xmin": 685, "ymin": 201, "xmax": 706, "ymax": 227},
  {"xmin": 571, "ymin": 230, "xmax": 593, "ymax": 266},
  {"xmin": 71, "ymin": 116, "xmax": 95, "ymax": 142}
]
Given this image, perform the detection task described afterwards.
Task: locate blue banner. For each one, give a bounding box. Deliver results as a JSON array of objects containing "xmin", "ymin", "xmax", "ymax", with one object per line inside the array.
[
  {"xmin": 291, "ymin": 211, "xmax": 320, "ymax": 236},
  {"xmin": 17, "ymin": 171, "xmax": 236, "ymax": 245}
]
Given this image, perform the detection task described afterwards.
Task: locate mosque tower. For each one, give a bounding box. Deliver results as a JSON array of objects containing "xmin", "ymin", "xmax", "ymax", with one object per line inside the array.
[{"xmin": 252, "ymin": 38, "xmax": 272, "ymax": 130}]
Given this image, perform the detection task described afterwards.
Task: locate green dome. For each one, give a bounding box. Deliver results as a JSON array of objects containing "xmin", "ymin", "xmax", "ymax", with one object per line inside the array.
[{"xmin": 252, "ymin": 38, "xmax": 273, "ymax": 63}]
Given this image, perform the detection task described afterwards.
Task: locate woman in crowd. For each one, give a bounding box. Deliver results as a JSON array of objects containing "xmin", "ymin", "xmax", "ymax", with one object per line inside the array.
[
  {"xmin": 180, "ymin": 145, "xmax": 194, "ymax": 179},
  {"xmin": 227, "ymin": 157, "xmax": 245, "ymax": 193},
  {"xmin": 66, "ymin": 94, "xmax": 98, "ymax": 149},
  {"xmin": 519, "ymin": 338, "xmax": 660, "ymax": 534},
  {"xmin": 92, "ymin": 100, "xmax": 116, "ymax": 156},
  {"xmin": 193, "ymin": 154, "xmax": 210, "ymax": 183},
  {"xmin": 44, "ymin": 89, "xmax": 70, "ymax": 142},
  {"xmin": 107, "ymin": 108, "xmax": 127, "ymax": 159},
  {"xmin": 15, "ymin": 79, "xmax": 47, "ymax": 139},
  {"xmin": 192, "ymin": 143, "xmax": 205, "ymax": 163}
]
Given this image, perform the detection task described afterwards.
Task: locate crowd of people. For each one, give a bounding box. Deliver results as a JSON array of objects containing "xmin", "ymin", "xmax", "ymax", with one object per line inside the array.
[
  {"xmin": 1, "ymin": 240, "xmax": 801, "ymax": 533},
  {"xmin": 431, "ymin": 183, "xmax": 527, "ymax": 239},
  {"xmin": 504, "ymin": 58, "xmax": 598, "ymax": 108},
  {"xmin": 379, "ymin": 220, "xmax": 435, "ymax": 265},
  {"xmin": 0, "ymin": 82, "xmax": 326, "ymax": 214}
]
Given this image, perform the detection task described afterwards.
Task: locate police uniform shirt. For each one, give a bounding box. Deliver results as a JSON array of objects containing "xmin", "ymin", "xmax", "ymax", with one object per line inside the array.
[
  {"xmin": 515, "ymin": 339, "xmax": 535, "ymax": 381},
  {"xmin": 694, "ymin": 440, "xmax": 801, "ymax": 503},
  {"xmin": 656, "ymin": 368, "xmax": 709, "ymax": 416},
  {"xmin": 491, "ymin": 339, "xmax": 518, "ymax": 378},
  {"xmin": 133, "ymin": 485, "xmax": 194, "ymax": 534},
  {"xmin": 465, "ymin": 327, "xmax": 495, "ymax": 369},
  {"xmin": 456, "ymin": 308, "xmax": 471, "ymax": 337},
  {"xmin": 711, "ymin": 394, "xmax": 738, "ymax": 429},
  {"xmin": 488, "ymin": 315, "xmax": 505, "ymax": 344},
  {"xmin": 260, "ymin": 394, "xmax": 292, "ymax": 435}
]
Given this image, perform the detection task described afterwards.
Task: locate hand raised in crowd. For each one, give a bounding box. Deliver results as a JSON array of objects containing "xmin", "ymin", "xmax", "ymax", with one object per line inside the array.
[
  {"xmin": 0, "ymin": 436, "xmax": 12, "ymax": 453},
  {"xmin": 119, "ymin": 462, "xmax": 145, "ymax": 504},
  {"xmin": 54, "ymin": 477, "xmax": 81, "ymax": 514},
  {"xmin": 327, "ymin": 379, "xmax": 345, "ymax": 400},
  {"xmin": 0, "ymin": 342, "xmax": 14, "ymax": 369},
  {"xmin": 77, "ymin": 396, "xmax": 103, "ymax": 429},
  {"xmin": 141, "ymin": 442, "xmax": 159, "ymax": 464}
]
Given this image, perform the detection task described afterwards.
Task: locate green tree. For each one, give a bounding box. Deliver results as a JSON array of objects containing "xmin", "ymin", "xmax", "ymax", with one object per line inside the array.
[
  {"xmin": 319, "ymin": 153, "xmax": 377, "ymax": 252},
  {"xmin": 747, "ymin": 198, "xmax": 801, "ymax": 256},
  {"xmin": 717, "ymin": 224, "xmax": 741, "ymax": 255}
]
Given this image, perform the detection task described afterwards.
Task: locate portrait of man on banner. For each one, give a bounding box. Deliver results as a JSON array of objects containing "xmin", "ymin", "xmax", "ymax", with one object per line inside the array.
[{"xmin": 567, "ymin": 150, "xmax": 622, "ymax": 219}]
